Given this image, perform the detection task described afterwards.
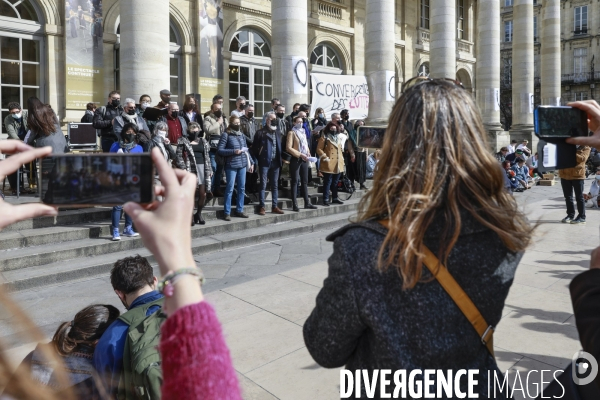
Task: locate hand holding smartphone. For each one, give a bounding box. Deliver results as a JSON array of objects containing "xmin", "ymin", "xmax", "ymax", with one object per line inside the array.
[{"xmin": 39, "ymin": 153, "xmax": 155, "ymax": 207}]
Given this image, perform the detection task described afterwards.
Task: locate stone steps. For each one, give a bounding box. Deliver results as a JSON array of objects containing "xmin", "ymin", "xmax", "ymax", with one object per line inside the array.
[{"xmin": 0, "ymin": 188, "xmax": 365, "ymax": 291}]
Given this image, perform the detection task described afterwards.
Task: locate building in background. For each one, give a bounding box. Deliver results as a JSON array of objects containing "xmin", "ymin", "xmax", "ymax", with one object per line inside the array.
[{"xmin": 1, "ymin": 0, "xmax": 494, "ymax": 139}]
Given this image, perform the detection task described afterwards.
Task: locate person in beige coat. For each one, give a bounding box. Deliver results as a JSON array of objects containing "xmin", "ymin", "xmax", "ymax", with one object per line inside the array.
[
  {"xmin": 317, "ymin": 122, "xmax": 347, "ymax": 206},
  {"xmin": 558, "ymin": 145, "xmax": 591, "ymax": 224},
  {"xmin": 203, "ymin": 103, "xmax": 227, "ymax": 195},
  {"xmin": 287, "ymin": 115, "xmax": 318, "ymax": 211}
]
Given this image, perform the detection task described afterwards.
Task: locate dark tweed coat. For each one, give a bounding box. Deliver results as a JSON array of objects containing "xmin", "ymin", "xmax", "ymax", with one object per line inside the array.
[{"xmin": 303, "ymin": 210, "xmax": 522, "ymax": 399}]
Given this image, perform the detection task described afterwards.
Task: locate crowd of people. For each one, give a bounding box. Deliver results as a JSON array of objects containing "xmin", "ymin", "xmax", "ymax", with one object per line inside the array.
[
  {"xmin": 3, "ymin": 80, "xmax": 600, "ymax": 399},
  {"xmin": 13, "ymin": 89, "xmax": 377, "ymax": 239}
]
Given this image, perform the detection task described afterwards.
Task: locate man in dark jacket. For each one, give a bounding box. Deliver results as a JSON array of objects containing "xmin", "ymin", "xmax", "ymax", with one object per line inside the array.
[
  {"xmin": 240, "ymin": 104, "xmax": 257, "ymax": 146},
  {"xmin": 93, "ymin": 91, "xmax": 123, "ymax": 152},
  {"xmin": 251, "ymin": 112, "xmax": 284, "ymax": 216},
  {"xmin": 275, "ymin": 104, "xmax": 290, "ymax": 136},
  {"xmin": 3, "ymin": 102, "xmax": 28, "ymax": 192},
  {"xmin": 340, "ymin": 109, "xmax": 367, "ymax": 190},
  {"xmin": 160, "ymin": 103, "xmax": 188, "ymax": 144},
  {"xmin": 155, "ymin": 89, "xmax": 171, "ymax": 109}
]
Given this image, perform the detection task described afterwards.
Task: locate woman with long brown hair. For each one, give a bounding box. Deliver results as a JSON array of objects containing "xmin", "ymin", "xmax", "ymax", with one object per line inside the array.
[
  {"xmin": 303, "ymin": 78, "xmax": 533, "ymax": 397},
  {"xmin": 26, "ymin": 97, "xmax": 67, "ymax": 154}
]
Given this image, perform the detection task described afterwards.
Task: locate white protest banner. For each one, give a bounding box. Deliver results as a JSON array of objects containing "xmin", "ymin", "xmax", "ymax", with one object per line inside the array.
[{"xmin": 310, "ymin": 73, "xmax": 369, "ymax": 120}]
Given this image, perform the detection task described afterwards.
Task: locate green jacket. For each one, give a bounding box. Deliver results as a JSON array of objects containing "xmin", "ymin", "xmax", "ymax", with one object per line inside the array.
[{"xmin": 3, "ymin": 110, "xmax": 28, "ymax": 140}]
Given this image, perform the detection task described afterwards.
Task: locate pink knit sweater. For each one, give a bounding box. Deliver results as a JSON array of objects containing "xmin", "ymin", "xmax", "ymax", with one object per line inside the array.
[{"xmin": 159, "ymin": 301, "xmax": 241, "ymax": 399}]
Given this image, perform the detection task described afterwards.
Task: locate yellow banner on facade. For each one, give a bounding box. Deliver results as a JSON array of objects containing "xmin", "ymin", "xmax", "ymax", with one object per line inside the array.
[{"xmin": 66, "ymin": 64, "xmax": 104, "ymax": 109}]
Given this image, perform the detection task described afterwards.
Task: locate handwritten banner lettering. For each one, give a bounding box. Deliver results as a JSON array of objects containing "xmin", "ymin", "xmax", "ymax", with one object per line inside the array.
[{"xmin": 310, "ymin": 73, "xmax": 369, "ymax": 120}]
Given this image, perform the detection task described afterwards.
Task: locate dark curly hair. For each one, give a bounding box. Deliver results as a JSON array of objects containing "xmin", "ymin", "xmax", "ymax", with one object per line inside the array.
[{"xmin": 110, "ymin": 255, "xmax": 154, "ymax": 295}]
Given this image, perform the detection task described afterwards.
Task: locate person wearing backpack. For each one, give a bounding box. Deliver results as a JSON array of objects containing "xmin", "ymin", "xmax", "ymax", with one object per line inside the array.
[{"xmin": 93, "ymin": 255, "xmax": 163, "ymax": 398}]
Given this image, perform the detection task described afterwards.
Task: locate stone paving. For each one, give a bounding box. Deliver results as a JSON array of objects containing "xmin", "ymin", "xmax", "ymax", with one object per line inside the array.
[{"xmin": 1, "ymin": 178, "xmax": 598, "ymax": 399}]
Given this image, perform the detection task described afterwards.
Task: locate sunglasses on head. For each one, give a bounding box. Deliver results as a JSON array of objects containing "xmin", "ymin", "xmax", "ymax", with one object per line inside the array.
[{"xmin": 401, "ymin": 76, "xmax": 465, "ymax": 93}]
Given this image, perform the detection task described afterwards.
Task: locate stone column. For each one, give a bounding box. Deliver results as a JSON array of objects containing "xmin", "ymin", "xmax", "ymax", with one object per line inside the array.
[
  {"xmin": 510, "ymin": 0, "xmax": 535, "ymax": 138},
  {"xmin": 365, "ymin": 0, "xmax": 395, "ymax": 124},
  {"xmin": 541, "ymin": 0, "xmax": 561, "ymax": 106},
  {"xmin": 119, "ymin": 0, "xmax": 170, "ymax": 101},
  {"xmin": 475, "ymin": 0, "xmax": 504, "ymax": 146},
  {"xmin": 271, "ymin": 0, "xmax": 308, "ymax": 109},
  {"xmin": 430, "ymin": 0, "xmax": 456, "ymax": 78}
]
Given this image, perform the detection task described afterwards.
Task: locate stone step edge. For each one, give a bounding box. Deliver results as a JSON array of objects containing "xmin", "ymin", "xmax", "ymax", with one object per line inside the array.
[
  {"xmin": 2, "ymin": 211, "xmax": 355, "ymax": 292},
  {"xmin": 0, "ymin": 200, "xmax": 362, "ymax": 271}
]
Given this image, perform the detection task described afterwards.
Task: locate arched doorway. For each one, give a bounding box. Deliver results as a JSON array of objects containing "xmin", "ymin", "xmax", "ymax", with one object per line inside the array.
[
  {"xmin": 456, "ymin": 68, "xmax": 473, "ymax": 92},
  {"xmin": 228, "ymin": 29, "xmax": 272, "ymax": 116},
  {"xmin": 0, "ymin": 0, "xmax": 43, "ymax": 136}
]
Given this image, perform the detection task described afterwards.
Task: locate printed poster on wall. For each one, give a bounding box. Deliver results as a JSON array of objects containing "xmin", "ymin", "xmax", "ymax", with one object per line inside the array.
[
  {"xmin": 198, "ymin": 0, "xmax": 224, "ymax": 113},
  {"xmin": 65, "ymin": 0, "xmax": 104, "ymax": 109},
  {"xmin": 310, "ymin": 73, "xmax": 369, "ymax": 120}
]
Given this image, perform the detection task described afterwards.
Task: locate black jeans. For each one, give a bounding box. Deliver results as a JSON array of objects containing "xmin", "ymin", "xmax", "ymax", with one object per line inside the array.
[
  {"xmin": 101, "ymin": 137, "xmax": 116, "ymax": 153},
  {"xmin": 290, "ymin": 158, "xmax": 309, "ymax": 206},
  {"xmin": 561, "ymin": 179, "xmax": 585, "ymax": 219}
]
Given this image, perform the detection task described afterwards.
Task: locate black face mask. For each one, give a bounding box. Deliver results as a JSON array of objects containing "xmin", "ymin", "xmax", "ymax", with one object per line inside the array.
[
  {"xmin": 111, "ymin": 99, "xmax": 120, "ymax": 107},
  {"xmin": 124, "ymin": 133, "xmax": 135, "ymax": 143},
  {"xmin": 190, "ymin": 130, "xmax": 201, "ymax": 138},
  {"xmin": 127, "ymin": 109, "xmax": 136, "ymax": 116},
  {"xmin": 161, "ymin": 96, "xmax": 171, "ymax": 104},
  {"xmin": 171, "ymin": 111, "xmax": 179, "ymax": 118},
  {"xmin": 342, "ymin": 115, "xmax": 349, "ymax": 120},
  {"xmin": 239, "ymin": 104, "xmax": 245, "ymax": 110},
  {"xmin": 330, "ymin": 130, "xmax": 338, "ymax": 135},
  {"xmin": 214, "ymin": 110, "xmax": 222, "ymax": 118},
  {"xmin": 231, "ymin": 124, "xmax": 240, "ymax": 131},
  {"xmin": 247, "ymin": 112, "xmax": 254, "ymax": 119},
  {"xmin": 302, "ymin": 118, "xmax": 307, "ymax": 123},
  {"xmin": 276, "ymin": 112, "xmax": 285, "ymax": 119}
]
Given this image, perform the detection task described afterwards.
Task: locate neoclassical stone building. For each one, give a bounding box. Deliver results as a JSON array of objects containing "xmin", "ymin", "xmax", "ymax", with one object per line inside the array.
[{"xmin": 0, "ymin": 0, "xmax": 533, "ymax": 148}]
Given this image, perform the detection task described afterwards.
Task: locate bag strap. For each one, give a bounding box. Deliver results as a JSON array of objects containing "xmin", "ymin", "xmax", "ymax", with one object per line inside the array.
[{"xmin": 378, "ymin": 220, "xmax": 495, "ymax": 357}]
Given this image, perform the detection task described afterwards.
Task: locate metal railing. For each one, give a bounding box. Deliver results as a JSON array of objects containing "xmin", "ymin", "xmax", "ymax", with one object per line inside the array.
[{"xmin": 561, "ymin": 72, "xmax": 600, "ymax": 84}]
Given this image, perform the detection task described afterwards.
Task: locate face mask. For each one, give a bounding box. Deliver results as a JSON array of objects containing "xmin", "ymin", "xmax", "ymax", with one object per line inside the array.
[
  {"xmin": 158, "ymin": 130, "xmax": 167, "ymax": 138},
  {"xmin": 171, "ymin": 111, "xmax": 179, "ymax": 118},
  {"xmin": 141, "ymin": 102, "xmax": 149, "ymax": 110},
  {"xmin": 190, "ymin": 130, "xmax": 200, "ymax": 138},
  {"xmin": 239, "ymin": 104, "xmax": 245, "ymax": 110},
  {"xmin": 124, "ymin": 133, "xmax": 135, "ymax": 143},
  {"xmin": 330, "ymin": 130, "xmax": 338, "ymax": 135},
  {"xmin": 268, "ymin": 120, "xmax": 277, "ymax": 130},
  {"xmin": 111, "ymin": 99, "xmax": 120, "ymax": 107},
  {"xmin": 302, "ymin": 118, "xmax": 307, "ymax": 123},
  {"xmin": 214, "ymin": 110, "xmax": 222, "ymax": 118},
  {"xmin": 596, "ymin": 176, "xmax": 600, "ymax": 181},
  {"xmin": 294, "ymin": 123, "xmax": 303, "ymax": 130},
  {"xmin": 247, "ymin": 112, "xmax": 254, "ymax": 119},
  {"xmin": 12, "ymin": 113, "xmax": 22, "ymax": 119},
  {"xmin": 161, "ymin": 96, "xmax": 170, "ymax": 104},
  {"xmin": 319, "ymin": 113, "xmax": 324, "ymax": 119},
  {"xmin": 342, "ymin": 115, "xmax": 349, "ymax": 120},
  {"xmin": 276, "ymin": 112, "xmax": 285, "ymax": 119},
  {"xmin": 231, "ymin": 124, "xmax": 240, "ymax": 131},
  {"xmin": 127, "ymin": 109, "xmax": 136, "ymax": 116}
]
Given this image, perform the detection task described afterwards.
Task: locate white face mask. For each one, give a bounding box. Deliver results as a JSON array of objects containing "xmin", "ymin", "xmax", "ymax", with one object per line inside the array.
[
  {"xmin": 12, "ymin": 113, "xmax": 22, "ymax": 119},
  {"xmin": 596, "ymin": 176, "xmax": 600, "ymax": 181},
  {"xmin": 141, "ymin": 102, "xmax": 149, "ymax": 110},
  {"xmin": 294, "ymin": 123, "xmax": 303, "ymax": 130},
  {"xmin": 158, "ymin": 130, "xmax": 167, "ymax": 138}
]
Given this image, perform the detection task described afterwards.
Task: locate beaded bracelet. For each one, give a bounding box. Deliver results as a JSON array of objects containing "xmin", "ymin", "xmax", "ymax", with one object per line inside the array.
[{"xmin": 157, "ymin": 268, "xmax": 206, "ymax": 297}]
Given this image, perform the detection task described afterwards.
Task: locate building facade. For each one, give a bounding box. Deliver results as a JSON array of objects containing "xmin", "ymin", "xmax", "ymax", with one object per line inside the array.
[
  {"xmin": 501, "ymin": 0, "xmax": 595, "ymax": 131},
  {"xmin": 1, "ymin": 0, "xmax": 509, "ymax": 142}
]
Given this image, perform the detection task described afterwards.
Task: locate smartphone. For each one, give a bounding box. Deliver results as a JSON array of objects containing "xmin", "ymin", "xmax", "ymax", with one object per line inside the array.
[
  {"xmin": 534, "ymin": 106, "xmax": 589, "ymax": 138},
  {"xmin": 39, "ymin": 153, "xmax": 155, "ymax": 206},
  {"xmin": 357, "ymin": 126, "xmax": 387, "ymax": 149}
]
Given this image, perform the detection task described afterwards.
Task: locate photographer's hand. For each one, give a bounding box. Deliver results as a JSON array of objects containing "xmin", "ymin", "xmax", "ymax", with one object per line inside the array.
[
  {"xmin": 590, "ymin": 246, "xmax": 600, "ymax": 270},
  {"xmin": 567, "ymin": 101, "xmax": 600, "ymax": 147},
  {"xmin": 0, "ymin": 143, "xmax": 57, "ymax": 231},
  {"xmin": 124, "ymin": 148, "xmax": 203, "ymax": 315}
]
